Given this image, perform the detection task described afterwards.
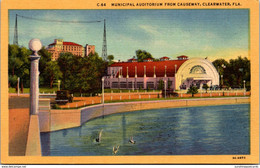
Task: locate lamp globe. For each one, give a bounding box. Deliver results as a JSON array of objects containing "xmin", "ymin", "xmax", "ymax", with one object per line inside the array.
[{"xmin": 29, "ymin": 39, "xmax": 42, "ymax": 53}]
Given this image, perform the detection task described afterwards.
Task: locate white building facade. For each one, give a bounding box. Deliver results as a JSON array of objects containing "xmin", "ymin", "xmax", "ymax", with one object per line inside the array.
[{"xmin": 104, "ymin": 56, "xmax": 219, "ymax": 90}]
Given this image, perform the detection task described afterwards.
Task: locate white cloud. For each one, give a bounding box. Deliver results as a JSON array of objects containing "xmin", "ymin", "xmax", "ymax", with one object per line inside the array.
[{"xmin": 138, "ymin": 24, "xmax": 160, "ymax": 36}]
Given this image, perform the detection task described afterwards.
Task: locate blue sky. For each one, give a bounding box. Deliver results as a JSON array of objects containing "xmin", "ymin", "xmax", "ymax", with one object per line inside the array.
[{"xmin": 9, "ymin": 9, "xmax": 249, "ymax": 61}]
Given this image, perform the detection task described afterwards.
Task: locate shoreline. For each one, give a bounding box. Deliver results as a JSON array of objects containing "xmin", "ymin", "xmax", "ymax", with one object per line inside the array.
[{"xmin": 39, "ymin": 96, "xmax": 250, "ymax": 133}]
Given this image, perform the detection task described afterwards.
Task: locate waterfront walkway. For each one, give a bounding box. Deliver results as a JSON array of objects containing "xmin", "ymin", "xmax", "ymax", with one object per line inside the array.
[{"xmin": 59, "ymin": 91, "xmax": 250, "ymax": 108}]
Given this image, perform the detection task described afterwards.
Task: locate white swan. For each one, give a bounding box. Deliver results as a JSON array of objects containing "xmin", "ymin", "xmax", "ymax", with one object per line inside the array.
[
  {"xmin": 113, "ymin": 145, "xmax": 120, "ymax": 154},
  {"xmin": 95, "ymin": 129, "xmax": 103, "ymax": 143},
  {"xmin": 129, "ymin": 136, "xmax": 136, "ymax": 144}
]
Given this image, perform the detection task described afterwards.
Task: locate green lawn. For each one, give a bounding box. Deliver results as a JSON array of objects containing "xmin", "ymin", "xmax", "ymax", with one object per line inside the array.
[
  {"xmin": 9, "ymin": 88, "xmax": 160, "ymax": 94},
  {"xmin": 9, "ymin": 87, "xmax": 58, "ymax": 93}
]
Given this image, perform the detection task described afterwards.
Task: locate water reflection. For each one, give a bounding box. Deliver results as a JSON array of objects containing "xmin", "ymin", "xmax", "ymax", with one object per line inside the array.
[
  {"xmin": 62, "ymin": 129, "xmax": 67, "ymax": 137},
  {"xmin": 122, "ymin": 114, "xmax": 126, "ymax": 145},
  {"xmin": 41, "ymin": 104, "xmax": 250, "ymax": 156}
]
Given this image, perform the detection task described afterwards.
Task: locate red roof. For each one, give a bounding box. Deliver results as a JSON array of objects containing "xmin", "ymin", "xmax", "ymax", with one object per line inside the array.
[
  {"xmin": 160, "ymin": 56, "xmax": 170, "ymax": 59},
  {"xmin": 48, "ymin": 41, "xmax": 82, "ymax": 47},
  {"xmin": 177, "ymin": 55, "xmax": 188, "ymax": 58},
  {"xmin": 48, "ymin": 42, "xmax": 56, "ymax": 46},
  {"xmin": 63, "ymin": 42, "xmax": 82, "ymax": 46},
  {"xmin": 110, "ymin": 60, "xmax": 187, "ymax": 77},
  {"xmin": 128, "ymin": 58, "xmax": 137, "ymax": 61}
]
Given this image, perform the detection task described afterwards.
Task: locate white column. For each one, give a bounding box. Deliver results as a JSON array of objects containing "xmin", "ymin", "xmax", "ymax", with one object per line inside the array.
[
  {"xmin": 29, "ymin": 39, "xmax": 42, "ymax": 115},
  {"xmin": 144, "ymin": 66, "xmax": 146, "ymax": 78},
  {"xmin": 29, "ymin": 54, "xmax": 41, "ymax": 115},
  {"xmin": 126, "ymin": 67, "xmax": 129, "ymax": 78},
  {"xmin": 164, "ymin": 66, "xmax": 167, "ymax": 77},
  {"xmin": 135, "ymin": 66, "xmax": 137, "ymax": 78},
  {"xmin": 153, "ymin": 66, "xmax": 156, "ymax": 78}
]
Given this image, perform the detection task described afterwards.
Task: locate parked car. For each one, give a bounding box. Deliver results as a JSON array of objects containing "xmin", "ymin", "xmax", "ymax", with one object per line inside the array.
[
  {"xmin": 161, "ymin": 89, "xmax": 179, "ymax": 97},
  {"xmin": 55, "ymin": 90, "xmax": 73, "ymax": 105}
]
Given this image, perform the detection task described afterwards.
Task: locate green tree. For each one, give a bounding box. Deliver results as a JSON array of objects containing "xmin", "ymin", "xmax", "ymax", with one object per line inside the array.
[
  {"xmin": 87, "ymin": 52, "xmax": 107, "ymax": 94},
  {"xmin": 158, "ymin": 80, "xmax": 164, "ymax": 90},
  {"xmin": 38, "ymin": 47, "xmax": 52, "ymax": 87},
  {"xmin": 212, "ymin": 58, "xmax": 228, "ymax": 87},
  {"xmin": 42, "ymin": 61, "xmax": 62, "ymax": 88},
  {"xmin": 226, "ymin": 56, "xmax": 250, "ymax": 89},
  {"xmin": 17, "ymin": 46, "xmax": 31, "ymax": 91},
  {"xmin": 8, "ymin": 75, "xmax": 18, "ymax": 88},
  {"xmin": 202, "ymin": 84, "xmax": 209, "ymax": 93},
  {"xmin": 8, "ymin": 44, "xmax": 31, "ymax": 92},
  {"xmin": 8, "ymin": 44, "xmax": 20, "ymax": 77},
  {"xmin": 187, "ymin": 85, "xmax": 198, "ymax": 97},
  {"xmin": 57, "ymin": 52, "xmax": 107, "ymax": 94},
  {"xmin": 57, "ymin": 52, "xmax": 77, "ymax": 91},
  {"xmin": 135, "ymin": 49, "xmax": 153, "ymax": 62},
  {"xmin": 107, "ymin": 55, "xmax": 114, "ymax": 65},
  {"xmin": 213, "ymin": 56, "xmax": 250, "ymax": 90}
]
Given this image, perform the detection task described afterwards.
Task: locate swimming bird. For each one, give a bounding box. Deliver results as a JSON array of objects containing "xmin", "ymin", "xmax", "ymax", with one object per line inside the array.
[
  {"xmin": 129, "ymin": 136, "xmax": 136, "ymax": 144},
  {"xmin": 113, "ymin": 145, "xmax": 120, "ymax": 154},
  {"xmin": 95, "ymin": 129, "xmax": 103, "ymax": 143}
]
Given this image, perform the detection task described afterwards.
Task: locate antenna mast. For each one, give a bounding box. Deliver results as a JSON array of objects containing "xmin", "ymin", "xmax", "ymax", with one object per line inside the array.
[
  {"xmin": 13, "ymin": 14, "xmax": 18, "ymax": 45},
  {"xmin": 102, "ymin": 19, "xmax": 107, "ymax": 61}
]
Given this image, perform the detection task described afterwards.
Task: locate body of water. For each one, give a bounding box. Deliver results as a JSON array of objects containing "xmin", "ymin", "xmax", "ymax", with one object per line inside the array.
[{"xmin": 41, "ymin": 104, "xmax": 250, "ymax": 156}]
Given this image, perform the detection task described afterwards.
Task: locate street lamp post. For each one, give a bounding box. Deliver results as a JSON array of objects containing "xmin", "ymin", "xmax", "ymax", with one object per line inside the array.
[
  {"xmin": 101, "ymin": 77, "xmax": 105, "ymax": 118},
  {"xmin": 29, "ymin": 39, "xmax": 42, "ymax": 115},
  {"xmin": 221, "ymin": 75, "xmax": 223, "ymax": 86},
  {"xmin": 164, "ymin": 80, "xmax": 166, "ymax": 99},
  {"xmin": 17, "ymin": 77, "xmax": 20, "ymax": 96},
  {"xmin": 243, "ymin": 80, "xmax": 246, "ymax": 91},
  {"xmin": 102, "ymin": 77, "xmax": 105, "ymax": 104},
  {"xmin": 58, "ymin": 80, "xmax": 61, "ymax": 91}
]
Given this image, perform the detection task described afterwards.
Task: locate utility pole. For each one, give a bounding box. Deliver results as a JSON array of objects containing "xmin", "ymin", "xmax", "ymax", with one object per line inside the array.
[
  {"xmin": 17, "ymin": 77, "xmax": 20, "ymax": 96},
  {"xmin": 102, "ymin": 19, "xmax": 107, "ymax": 61}
]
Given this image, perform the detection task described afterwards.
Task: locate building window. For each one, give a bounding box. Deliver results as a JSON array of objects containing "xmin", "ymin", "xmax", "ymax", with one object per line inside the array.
[
  {"xmin": 112, "ymin": 82, "xmax": 118, "ymax": 88},
  {"xmin": 190, "ymin": 65, "xmax": 206, "ymax": 74},
  {"xmin": 120, "ymin": 82, "xmax": 127, "ymax": 88},
  {"xmin": 128, "ymin": 82, "xmax": 133, "ymax": 88},
  {"xmin": 137, "ymin": 82, "xmax": 144, "ymax": 89},
  {"xmin": 147, "ymin": 82, "xmax": 154, "ymax": 89}
]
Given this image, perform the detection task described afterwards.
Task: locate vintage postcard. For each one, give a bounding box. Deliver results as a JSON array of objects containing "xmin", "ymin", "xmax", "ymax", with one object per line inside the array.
[{"xmin": 1, "ymin": 0, "xmax": 259, "ymax": 165}]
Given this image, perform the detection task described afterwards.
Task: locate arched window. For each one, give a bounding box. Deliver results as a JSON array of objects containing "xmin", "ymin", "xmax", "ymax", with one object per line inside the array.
[{"xmin": 190, "ymin": 65, "xmax": 206, "ymax": 74}]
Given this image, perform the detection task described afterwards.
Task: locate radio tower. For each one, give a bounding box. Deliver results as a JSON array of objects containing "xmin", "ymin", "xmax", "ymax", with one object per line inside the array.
[
  {"xmin": 102, "ymin": 19, "xmax": 107, "ymax": 61},
  {"xmin": 13, "ymin": 14, "xmax": 18, "ymax": 45}
]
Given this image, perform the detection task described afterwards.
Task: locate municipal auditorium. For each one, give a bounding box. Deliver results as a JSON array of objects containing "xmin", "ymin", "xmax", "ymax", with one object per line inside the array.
[{"xmin": 104, "ymin": 56, "xmax": 219, "ymax": 90}]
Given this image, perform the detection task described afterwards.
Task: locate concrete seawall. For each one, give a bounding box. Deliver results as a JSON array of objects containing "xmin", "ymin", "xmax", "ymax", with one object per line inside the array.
[{"xmin": 39, "ymin": 97, "xmax": 250, "ymax": 132}]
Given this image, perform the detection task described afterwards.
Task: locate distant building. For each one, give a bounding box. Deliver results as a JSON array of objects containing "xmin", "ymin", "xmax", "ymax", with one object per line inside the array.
[
  {"xmin": 143, "ymin": 58, "xmax": 153, "ymax": 62},
  {"xmin": 177, "ymin": 55, "xmax": 189, "ymax": 60},
  {"xmin": 127, "ymin": 57, "xmax": 138, "ymax": 62},
  {"xmin": 159, "ymin": 56, "xmax": 170, "ymax": 61},
  {"xmin": 85, "ymin": 44, "xmax": 95, "ymax": 56},
  {"xmin": 47, "ymin": 39, "xmax": 95, "ymax": 60},
  {"xmin": 104, "ymin": 56, "xmax": 219, "ymax": 90}
]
